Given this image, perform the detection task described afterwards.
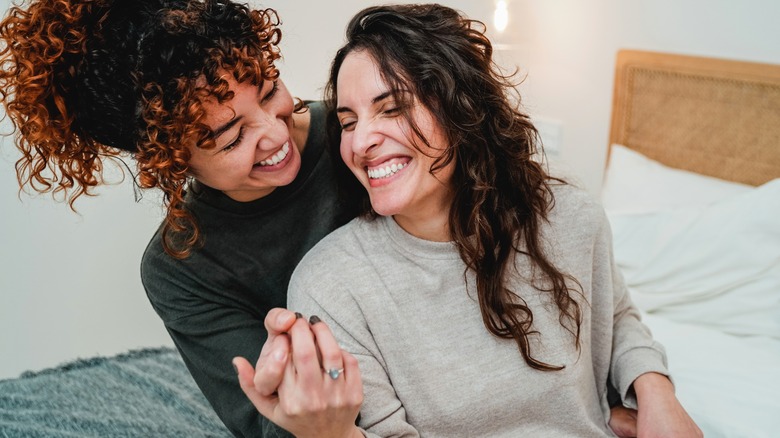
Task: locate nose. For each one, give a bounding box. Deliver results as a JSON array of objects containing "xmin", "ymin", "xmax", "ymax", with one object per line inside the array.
[
  {"xmin": 254, "ymin": 111, "xmax": 290, "ymax": 152},
  {"xmin": 351, "ymin": 119, "xmax": 383, "ymax": 156}
]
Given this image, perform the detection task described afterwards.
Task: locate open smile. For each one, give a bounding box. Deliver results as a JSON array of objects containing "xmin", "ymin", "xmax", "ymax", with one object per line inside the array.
[
  {"xmin": 256, "ymin": 142, "xmax": 290, "ymax": 167},
  {"xmin": 367, "ymin": 157, "xmax": 410, "ymax": 180}
]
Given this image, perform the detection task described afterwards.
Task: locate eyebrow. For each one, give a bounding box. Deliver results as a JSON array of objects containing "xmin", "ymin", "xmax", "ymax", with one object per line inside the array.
[
  {"xmin": 211, "ymin": 116, "xmax": 244, "ymax": 140},
  {"xmin": 336, "ymin": 91, "xmax": 393, "ymax": 114}
]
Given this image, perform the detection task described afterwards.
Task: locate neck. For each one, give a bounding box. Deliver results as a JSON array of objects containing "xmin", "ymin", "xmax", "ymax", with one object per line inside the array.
[{"xmin": 393, "ymin": 203, "xmax": 452, "ymax": 242}]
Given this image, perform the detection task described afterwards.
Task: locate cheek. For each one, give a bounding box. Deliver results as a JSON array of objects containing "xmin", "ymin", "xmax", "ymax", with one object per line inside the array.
[
  {"xmin": 279, "ymin": 94, "xmax": 295, "ymax": 116},
  {"xmin": 340, "ymin": 138, "xmax": 356, "ymax": 172},
  {"xmin": 185, "ymin": 151, "xmax": 204, "ymax": 178},
  {"xmin": 276, "ymin": 83, "xmax": 295, "ymax": 112}
]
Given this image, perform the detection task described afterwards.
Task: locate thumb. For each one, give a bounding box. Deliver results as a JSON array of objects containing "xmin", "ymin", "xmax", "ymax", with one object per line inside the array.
[
  {"xmin": 233, "ymin": 356, "xmax": 278, "ymax": 417},
  {"xmin": 264, "ymin": 308, "xmax": 297, "ymax": 335}
]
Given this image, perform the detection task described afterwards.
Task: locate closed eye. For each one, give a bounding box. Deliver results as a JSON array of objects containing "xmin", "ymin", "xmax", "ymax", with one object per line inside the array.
[
  {"xmin": 340, "ymin": 119, "xmax": 357, "ymax": 132},
  {"xmin": 221, "ymin": 127, "xmax": 244, "ymax": 152},
  {"xmin": 261, "ymin": 80, "xmax": 279, "ymax": 103},
  {"xmin": 383, "ymin": 106, "xmax": 400, "ymax": 116}
]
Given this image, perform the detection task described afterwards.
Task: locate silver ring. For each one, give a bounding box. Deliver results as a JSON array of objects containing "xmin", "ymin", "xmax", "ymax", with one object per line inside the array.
[{"xmin": 326, "ymin": 368, "xmax": 344, "ymax": 380}]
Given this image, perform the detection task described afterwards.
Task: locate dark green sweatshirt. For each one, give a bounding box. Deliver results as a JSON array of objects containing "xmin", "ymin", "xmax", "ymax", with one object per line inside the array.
[{"xmin": 141, "ymin": 101, "xmax": 354, "ymax": 437}]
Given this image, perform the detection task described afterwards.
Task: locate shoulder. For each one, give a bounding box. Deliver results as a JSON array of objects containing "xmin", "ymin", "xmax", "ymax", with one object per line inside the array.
[
  {"xmin": 288, "ymin": 217, "xmax": 379, "ymax": 294},
  {"xmin": 140, "ymin": 226, "xmax": 186, "ymax": 303},
  {"xmin": 139, "ymin": 225, "xmax": 181, "ymax": 318},
  {"xmin": 295, "ymin": 100, "xmax": 338, "ymax": 183},
  {"xmin": 295, "ymin": 217, "xmax": 376, "ymax": 270},
  {"xmin": 549, "ymin": 180, "xmax": 600, "ymax": 209},
  {"xmin": 140, "ymin": 225, "xmax": 167, "ymax": 287},
  {"xmin": 306, "ymin": 100, "xmax": 326, "ymax": 120},
  {"xmin": 544, "ymin": 181, "xmax": 611, "ymax": 245},
  {"xmin": 548, "ymin": 182, "xmax": 606, "ymax": 224},
  {"xmin": 302, "ymin": 100, "xmax": 328, "ymax": 149},
  {"xmin": 139, "ymin": 223, "xmax": 206, "ymax": 315}
]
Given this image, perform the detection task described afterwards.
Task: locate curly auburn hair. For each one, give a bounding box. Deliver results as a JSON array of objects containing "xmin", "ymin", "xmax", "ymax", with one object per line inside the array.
[
  {"xmin": 0, "ymin": 0, "xmax": 283, "ymax": 258},
  {"xmin": 326, "ymin": 4, "xmax": 583, "ymax": 371}
]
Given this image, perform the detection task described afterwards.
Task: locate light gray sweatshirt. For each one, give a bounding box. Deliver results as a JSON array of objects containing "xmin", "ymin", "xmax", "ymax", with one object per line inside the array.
[{"xmin": 288, "ymin": 183, "xmax": 668, "ymax": 438}]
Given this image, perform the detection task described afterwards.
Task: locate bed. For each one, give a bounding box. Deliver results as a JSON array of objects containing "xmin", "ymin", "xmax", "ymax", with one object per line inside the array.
[{"xmin": 602, "ymin": 49, "xmax": 780, "ymax": 438}]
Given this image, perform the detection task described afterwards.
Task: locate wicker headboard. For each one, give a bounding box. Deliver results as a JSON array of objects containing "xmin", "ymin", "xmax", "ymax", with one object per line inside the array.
[{"xmin": 609, "ymin": 50, "xmax": 780, "ymax": 186}]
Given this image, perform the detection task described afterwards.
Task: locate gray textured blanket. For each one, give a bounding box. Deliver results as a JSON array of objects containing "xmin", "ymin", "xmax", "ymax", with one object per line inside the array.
[{"xmin": 0, "ymin": 347, "xmax": 231, "ymax": 437}]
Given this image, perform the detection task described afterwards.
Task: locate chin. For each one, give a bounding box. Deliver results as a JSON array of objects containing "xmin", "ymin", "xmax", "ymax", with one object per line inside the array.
[
  {"xmin": 277, "ymin": 154, "xmax": 302, "ymax": 184},
  {"xmin": 368, "ymin": 199, "xmax": 403, "ymax": 218}
]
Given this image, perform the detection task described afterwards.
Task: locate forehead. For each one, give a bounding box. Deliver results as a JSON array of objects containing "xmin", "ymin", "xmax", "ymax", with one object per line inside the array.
[
  {"xmin": 197, "ymin": 75, "xmax": 249, "ymax": 127},
  {"xmin": 337, "ymin": 51, "xmax": 388, "ymax": 98}
]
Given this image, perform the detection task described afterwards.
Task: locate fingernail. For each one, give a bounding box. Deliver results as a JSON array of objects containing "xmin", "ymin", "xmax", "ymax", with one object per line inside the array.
[
  {"xmin": 294, "ymin": 312, "xmax": 303, "ymax": 319},
  {"xmin": 309, "ymin": 315, "xmax": 321, "ymax": 324},
  {"xmin": 273, "ymin": 349, "xmax": 287, "ymax": 362}
]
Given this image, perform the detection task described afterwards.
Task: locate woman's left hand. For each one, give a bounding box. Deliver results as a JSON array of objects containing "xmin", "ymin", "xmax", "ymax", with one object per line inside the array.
[
  {"xmin": 234, "ymin": 314, "xmax": 364, "ymax": 438},
  {"xmin": 632, "ymin": 372, "xmax": 702, "ymax": 438}
]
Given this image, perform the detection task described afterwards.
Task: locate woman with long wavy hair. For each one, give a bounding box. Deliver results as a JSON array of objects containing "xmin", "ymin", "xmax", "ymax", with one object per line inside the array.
[{"xmin": 236, "ymin": 4, "xmax": 701, "ymax": 438}]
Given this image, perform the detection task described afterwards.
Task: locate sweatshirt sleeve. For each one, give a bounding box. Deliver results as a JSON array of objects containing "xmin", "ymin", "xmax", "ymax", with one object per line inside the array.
[
  {"xmin": 598, "ymin": 211, "xmax": 671, "ymax": 409},
  {"xmin": 288, "ymin": 255, "xmax": 420, "ymax": 438}
]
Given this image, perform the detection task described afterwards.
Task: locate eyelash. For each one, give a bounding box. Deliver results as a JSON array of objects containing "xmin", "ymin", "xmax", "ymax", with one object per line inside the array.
[
  {"xmin": 222, "ymin": 127, "xmax": 244, "ymax": 152},
  {"xmin": 262, "ymin": 81, "xmax": 279, "ymax": 103}
]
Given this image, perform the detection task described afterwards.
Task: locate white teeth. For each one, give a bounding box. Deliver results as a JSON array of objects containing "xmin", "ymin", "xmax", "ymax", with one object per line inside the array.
[
  {"xmin": 258, "ymin": 142, "xmax": 290, "ymax": 166},
  {"xmin": 368, "ymin": 162, "xmax": 406, "ymax": 179}
]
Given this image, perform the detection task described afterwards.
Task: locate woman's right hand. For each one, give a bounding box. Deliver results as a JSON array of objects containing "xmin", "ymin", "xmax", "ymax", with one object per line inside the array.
[{"xmin": 234, "ymin": 311, "xmax": 364, "ymax": 438}]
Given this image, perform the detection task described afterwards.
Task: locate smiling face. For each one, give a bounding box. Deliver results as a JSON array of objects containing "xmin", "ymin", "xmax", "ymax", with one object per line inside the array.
[
  {"xmin": 188, "ymin": 76, "xmax": 301, "ymax": 202},
  {"xmin": 336, "ymin": 50, "xmax": 455, "ymax": 240}
]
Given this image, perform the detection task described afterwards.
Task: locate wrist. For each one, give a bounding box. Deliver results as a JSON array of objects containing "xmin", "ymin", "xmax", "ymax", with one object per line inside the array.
[
  {"xmin": 632, "ymin": 372, "xmax": 674, "ymax": 406},
  {"xmin": 297, "ymin": 427, "xmax": 363, "ymax": 438}
]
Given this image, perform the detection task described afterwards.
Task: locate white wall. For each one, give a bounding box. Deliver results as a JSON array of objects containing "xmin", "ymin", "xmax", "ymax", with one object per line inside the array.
[
  {"xmin": 0, "ymin": 152, "xmax": 169, "ymax": 379},
  {"xmin": 514, "ymin": 0, "xmax": 780, "ymax": 191},
  {"xmin": 264, "ymin": 0, "xmax": 780, "ymax": 191},
  {"xmin": 0, "ymin": 0, "xmax": 170, "ymax": 378},
  {"xmin": 2, "ymin": 0, "xmax": 779, "ymax": 379}
]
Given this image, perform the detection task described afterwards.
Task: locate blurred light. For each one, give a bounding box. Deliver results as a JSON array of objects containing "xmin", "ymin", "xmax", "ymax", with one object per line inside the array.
[{"xmin": 494, "ymin": 0, "xmax": 509, "ymax": 33}]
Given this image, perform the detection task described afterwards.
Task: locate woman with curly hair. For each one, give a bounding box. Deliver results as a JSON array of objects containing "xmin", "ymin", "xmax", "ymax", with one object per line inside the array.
[
  {"xmin": 235, "ymin": 4, "xmax": 702, "ymax": 438},
  {"xmin": 0, "ymin": 0, "xmax": 357, "ymax": 436}
]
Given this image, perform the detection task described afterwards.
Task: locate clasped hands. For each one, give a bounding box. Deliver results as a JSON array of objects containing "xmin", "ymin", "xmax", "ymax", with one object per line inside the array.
[{"xmin": 233, "ymin": 308, "xmax": 363, "ymax": 438}]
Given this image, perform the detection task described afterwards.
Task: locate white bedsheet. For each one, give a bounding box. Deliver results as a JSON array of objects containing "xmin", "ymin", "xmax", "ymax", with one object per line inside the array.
[{"xmin": 642, "ymin": 312, "xmax": 780, "ymax": 438}]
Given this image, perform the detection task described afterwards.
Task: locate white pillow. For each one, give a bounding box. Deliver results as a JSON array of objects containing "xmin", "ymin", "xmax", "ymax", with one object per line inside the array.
[
  {"xmin": 609, "ymin": 179, "xmax": 780, "ymax": 338},
  {"xmin": 602, "ymin": 144, "xmax": 751, "ymax": 214}
]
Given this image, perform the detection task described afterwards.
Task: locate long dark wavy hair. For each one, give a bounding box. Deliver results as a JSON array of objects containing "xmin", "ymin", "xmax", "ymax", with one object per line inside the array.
[
  {"xmin": 325, "ymin": 4, "xmax": 583, "ymax": 371},
  {"xmin": 0, "ymin": 0, "xmax": 290, "ymax": 258}
]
